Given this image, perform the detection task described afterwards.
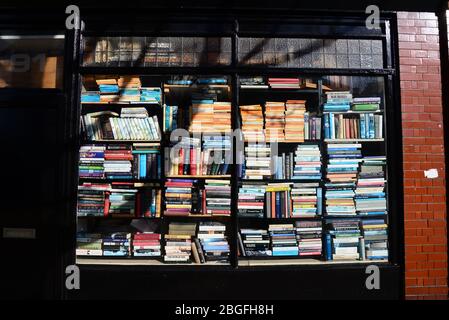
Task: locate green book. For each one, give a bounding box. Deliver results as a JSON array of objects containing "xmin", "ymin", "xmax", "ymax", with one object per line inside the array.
[{"xmin": 352, "ymin": 104, "xmax": 379, "ymax": 111}]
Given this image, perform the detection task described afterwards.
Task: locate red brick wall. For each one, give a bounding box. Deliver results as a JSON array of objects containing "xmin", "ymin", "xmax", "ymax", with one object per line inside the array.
[{"xmin": 398, "ymin": 11, "xmax": 448, "ymax": 300}]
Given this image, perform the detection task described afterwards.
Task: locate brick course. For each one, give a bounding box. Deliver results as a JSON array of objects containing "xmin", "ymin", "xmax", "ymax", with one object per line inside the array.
[{"xmin": 398, "ymin": 11, "xmax": 448, "ymax": 300}]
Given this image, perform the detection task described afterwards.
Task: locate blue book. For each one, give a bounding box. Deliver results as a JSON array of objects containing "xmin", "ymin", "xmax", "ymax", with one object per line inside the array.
[
  {"xmin": 360, "ymin": 114, "xmax": 366, "ymax": 139},
  {"xmin": 325, "ymin": 234, "xmax": 333, "ymax": 260},
  {"xmin": 330, "ymin": 113, "xmax": 335, "ymax": 139},
  {"xmin": 140, "ymin": 154, "xmax": 147, "ymax": 178},
  {"xmin": 369, "ymin": 113, "xmax": 375, "ymax": 139},
  {"xmin": 324, "ymin": 113, "xmax": 330, "ymax": 138},
  {"xmin": 317, "ymin": 188, "xmax": 323, "ymax": 215},
  {"xmin": 364, "ymin": 114, "xmax": 369, "ymax": 139}
]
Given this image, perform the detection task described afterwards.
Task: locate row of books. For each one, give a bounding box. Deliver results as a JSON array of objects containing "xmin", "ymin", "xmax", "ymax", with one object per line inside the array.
[
  {"xmin": 239, "ymin": 77, "xmax": 321, "ymax": 90},
  {"xmin": 77, "ymin": 183, "xmax": 162, "ymax": 218},
  {"xmin": 166, "ymin": 77, "xmax": 228, "ymax": 86},
  {"xmin": 82, "ymin": 111, "xmax": 161, "ymax": 141},
  {"xmin": 238, "ymin": 182, "xmax": 322, "ymax": 218},
  {"xmin": 165, "ymin": 136, "xmax": 231, "ymax": 176},
  {"xmin": 164, "ymin": 179, "xmax": 231, "ymax": 217},
  {"xmin": 323, "ymin": 91, "xmax": 381, "ymax": 112},
  {"xmin": 325, "ymin": 218, "xmax": 388, "ymax": 261},
  {"xmin": 238, "ymin": 222, "xmax": 323, "ymax": 257},
  {"xmin": 324, "ymin": 113, "xmax": 383, "ymax": 140},
  {"xmin": 164, "ymin": 222, "xmax": 230, "ymax": 263},
  {"xmin": 79, "ymin": 144, "xmax": 161, "ymax": 180},
  {"xmin": 82, "ymin": 76, "xmax": 162, "ymax": 103},
  {"xmin": 241, "ymin": 144, "xmax": 322, "ymax": 180}
]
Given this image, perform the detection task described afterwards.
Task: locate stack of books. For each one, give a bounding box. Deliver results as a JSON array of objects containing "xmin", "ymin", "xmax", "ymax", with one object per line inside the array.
[
  {"xmin": 360, "ymin": 219, "xmax": 388, "ymax": 260},
  {"xmin": 164, "ymin": 179, "xmax": 196, "ymax": 216},
  {"xmin": 79, "ymin": 145, "xmax": 105, "ymax": 179},
  {"xmin": 140, "ymin": 87, "xmax": 162, "ymax": 103},
  {"xmin": 284, "ymin": 100, "xmax": 306, "ymax": 142},
  {"xmin": 269, "ymin": 224, "xmax": 298, "ymax": 256},
  {"xmin": 164, "ymin": 222, "xmax": 196, "ymax": 263},
  {"xmin": 243, "ymin": 144, "xmax": 272, "ymax": 179},
  {"xmin": 325, "ymin": 143, "xmax": 361, "ymax": 217},
  {"xmin": 203, "ymin": 180, "xmax": 231, "ymax": 216},
  {"xmin": 291, "ymin": 183, "xmax": 322, "ymax": 217},
  {"xmin": 292, "ymin": 144, "xmax": 322, "ymax": 180},
  {"xmin": 324, "ymin": 113, "xmax": 383, "ymax": 140},
  {"xmin": 325, "ymin": 220, "xmax": 361, "ymax": 261},
  {"xmin": 240, "ymin": 76, "xmax": 268, "ymax": 89},
  {"xmin": 97, "ymin": 78, "xmax": 119, "ymax": 102},
  {"xmin": 196, "ymin": 222, "xmax": 230, "ymax": 263},
  {"xmin": 189, "ymin": 101, "xmax": 232, "ymax": 133},
  {"xmin": 239, "ymin": 105, "xmax": 265, "ymax": 142},
  {"xmin": 132, "ymin": 233, "xmax": 162, "ymax": 257},
  {"xmin": 117, "ymin": 76, "xmax": 141, "ymax": 102},
  {"xmin": 351, "ymin": 97, "xmax": 381, "ymax": 112},
  {"xmin": 102, "ymin": 232, "xmax": 132, "ymax": 256},
  {"xmin": 132, "ymin": 143, "xmax": 161, "ymax": 179},
  {"xmin": 265, "ymin": 101, "xmax": 285, "ymax": 142},
  {"xmin": 295, "ymin": 221, "xmax": 323, "ymax": 256},
  {"xmin": 355, "ymin": 156, "xmax": 387, "ymax": 216},
  {"xmin": 304, "ymin": 112, "xmax": 322, "ymax": 140},
  {"xmin": 108, "ymin": 187, "xmax": 138, "ymax": 217},
  {"xmin": 268, "ymin": 78, "xmax": 301, "ymax": 89},
  {"xmin": 104, "ymin": 145, "xmax": 133, "ymax": 179},
  {"xmin": 323, "ymin": 91, "xmax": 352, "ymax": 112},
  {"xmin": 238, "ymin": 183, "xmax": 266, "ymax": 218},
  {"xmin": 265, "ymin": 183, "xmax": 292, "ymax": 218},
  {"xmin": 76, "ymin": 233, "xmax": 103, "ymax": 256},
  {"xmin": 239, "ymin": 229, "xmax": 271, "ymax": 256},
  {"xmin": 77, "ymin": 183, "xmax": 110, "ymax": 217}
]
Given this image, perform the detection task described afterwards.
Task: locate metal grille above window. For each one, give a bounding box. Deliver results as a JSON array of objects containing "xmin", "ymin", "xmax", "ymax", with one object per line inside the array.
[
  {"xmin": 82, "ymin": 37, "xmax": 232, "ymax": 67},
  {"xmin": 238, "ymin": 38, "xmax": 384, "ymax": 69}
]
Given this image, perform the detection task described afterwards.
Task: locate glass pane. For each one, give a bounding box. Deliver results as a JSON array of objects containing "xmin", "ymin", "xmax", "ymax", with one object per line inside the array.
[
  {"xmin": 83, "ymin": 37, "xmax": 232, "ymax": 67},
  {"xmin": 238, "ymin": 37, "xmax": 384, "ymax": 69},
  {"xmin": 0, "ymin": 35, "xmax": 64, "ymax": 89}
]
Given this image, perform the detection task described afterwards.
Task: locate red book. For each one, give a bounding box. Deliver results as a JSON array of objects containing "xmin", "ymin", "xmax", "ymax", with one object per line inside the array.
[
  {"xmin": 104, "ymin": 192, "xmax": 110, "ymax": 217},
  {"xmin": 133, "ymin": 233, "xmax": 161, "ymax": 240},
  {"xmin": 178, "ymin": 148, "xmax": 184, "ymax": 175},
  {"xmin": 190, "ymin": 148, "xmax": 196, "ymax": 175},
  {"xmin": 202, "ymin": 189, "xmax": 206, "ymax": 214}
]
